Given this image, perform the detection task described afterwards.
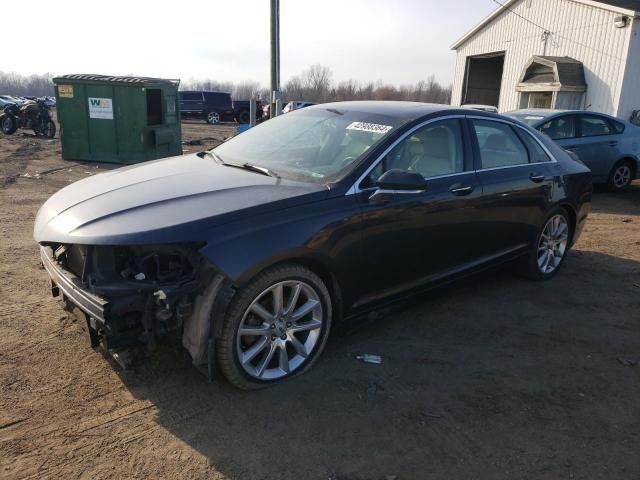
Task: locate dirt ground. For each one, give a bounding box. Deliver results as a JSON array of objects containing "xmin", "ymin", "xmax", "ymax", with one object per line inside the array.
[{"xmin": 1, "ymin": 120, "xmax": 639, "ymax": 480}]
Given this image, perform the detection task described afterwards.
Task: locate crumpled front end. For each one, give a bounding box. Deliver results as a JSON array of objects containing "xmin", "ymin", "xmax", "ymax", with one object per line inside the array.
[{"xmin": 39, "ymin": 242, "xmax": 219, "ymax": 368}]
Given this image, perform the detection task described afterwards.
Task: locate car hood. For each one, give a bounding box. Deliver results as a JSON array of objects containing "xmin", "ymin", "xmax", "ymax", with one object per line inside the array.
[{"xmin": 34, "ymin": 153, "xmax": 327, "ymax": 245}]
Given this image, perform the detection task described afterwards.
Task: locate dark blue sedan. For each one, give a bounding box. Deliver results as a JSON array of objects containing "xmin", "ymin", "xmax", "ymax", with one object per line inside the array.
[{"xmin": 34, "ymin": 102, "xmax": 592, "ymax": 389}]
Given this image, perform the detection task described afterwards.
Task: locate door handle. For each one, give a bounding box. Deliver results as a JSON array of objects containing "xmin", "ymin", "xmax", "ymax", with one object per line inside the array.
[
  {"xmin": 449, "ymin": 184, "xmax": 473, "ymax": 195},
  {"xmin": 529, "ymin": 172, "xmax": 545, "ymax": 183},
  {"xmin": 608, "ymin": 141, "xmax": 619, "ymax": 147}
]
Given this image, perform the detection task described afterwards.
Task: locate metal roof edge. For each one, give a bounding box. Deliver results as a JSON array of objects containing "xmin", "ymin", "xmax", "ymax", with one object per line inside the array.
[{"xmin": 450, "ymin": 0, "xmax": 638, "ymax": 51}]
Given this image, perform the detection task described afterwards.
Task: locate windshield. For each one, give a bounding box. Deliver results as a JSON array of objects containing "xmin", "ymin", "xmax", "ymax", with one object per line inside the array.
[
  {"xmin": 212, "ymin": 107, "xmax": 404, "ymax": 183},
  {"xmin": 505, "ymin": 112, "xmax": 547, "ymax": 127}
]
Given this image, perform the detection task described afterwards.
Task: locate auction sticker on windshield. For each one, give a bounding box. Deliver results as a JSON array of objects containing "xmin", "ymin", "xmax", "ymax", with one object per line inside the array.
[{"xmin": 347, "ymin": 122, "xmax": 393, "ymax": 134}]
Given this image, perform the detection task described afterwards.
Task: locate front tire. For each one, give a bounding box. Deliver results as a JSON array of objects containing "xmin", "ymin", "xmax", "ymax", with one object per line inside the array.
[
  {"xmin": 1, "ymin": 115, "xmax": 17, "ymax": 135},
  {"xmin": 217, "ymin": 264, "xmax": 332, "ymax": 390},
  {"xmin": 519, "ymin": 208, "xmax": 572, "ymax": 281},
  {"xmin": 608, "ymin": 160, "xmax": 633, "ymax": 192}
]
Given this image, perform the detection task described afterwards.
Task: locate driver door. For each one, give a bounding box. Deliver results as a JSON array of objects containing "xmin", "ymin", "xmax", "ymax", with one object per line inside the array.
[{"xmin": 350, "ymin": 117, "xmax": 483, "ymax": 310}]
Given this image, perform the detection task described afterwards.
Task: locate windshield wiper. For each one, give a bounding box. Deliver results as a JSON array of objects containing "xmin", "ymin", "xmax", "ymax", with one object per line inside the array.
[
  {"xmin": 223, "ymin": 161, "xmax": 280, "ymax": 178},
  {"xmin": 197, "ymin": 150, "xmax": 223, "ymax": 163},
  {"xmin": 199, "ymin": 151, "xmax": 279, "ymax": 178}
]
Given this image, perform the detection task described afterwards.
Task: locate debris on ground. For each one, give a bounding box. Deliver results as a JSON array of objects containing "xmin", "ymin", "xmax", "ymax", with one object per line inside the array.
[
  {"xmin": 617, "ymin": 357, "xmax": 636, "ymax": 367},
  {"xmin": 366, "ymin": 381, "xmax": 384, "ymax": 395},
  {"xmin": 356, "ymin": 354, "xmax": 382, "ymax": 364},
  {"xmin": 421, "ymin": 411, "xmax": 441, "ymax": 419}
]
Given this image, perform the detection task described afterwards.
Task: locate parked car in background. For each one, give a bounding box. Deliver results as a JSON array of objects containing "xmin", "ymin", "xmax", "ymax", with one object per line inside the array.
[
  {"xmin": 0, "ymin": 95, "xmax": 24, "ymax": 105},
  {"xmin": 461, "ymin": 104, "xmax": 499, "ymax": 113},
  {"xmin": 179, "ymin": 91, "xmax": 261, "ymax": 125},
  {"xmin": 34, "ymin": 101, "xmax": 592, "ymax": 389},
  {"xmin": 282, "ymin": 101, "xmax": 316, "ymax": 114},
  {"xmin": 506, "ymin": 109, "xmax": 640, "ymax": 191}
]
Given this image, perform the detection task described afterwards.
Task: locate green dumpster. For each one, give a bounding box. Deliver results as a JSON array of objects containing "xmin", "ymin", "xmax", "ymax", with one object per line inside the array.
[{"xmin": 52, "ymin": 74, "xmax": 182, "ymax": 164}]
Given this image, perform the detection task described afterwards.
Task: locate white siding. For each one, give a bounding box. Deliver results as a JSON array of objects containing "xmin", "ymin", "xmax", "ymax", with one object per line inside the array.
[
  {"xmin": 616, "ymin": 18, "xmax": 640, "ymax": 121},
  {"xmin": 451, "ymin": 0, "xmax": 633, "ymax": 115}
]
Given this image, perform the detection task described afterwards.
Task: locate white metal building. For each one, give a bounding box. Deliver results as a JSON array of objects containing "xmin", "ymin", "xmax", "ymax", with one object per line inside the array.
[{"xmin": 450, "ymin": 0, "xmax": 640, "ymax": 121}]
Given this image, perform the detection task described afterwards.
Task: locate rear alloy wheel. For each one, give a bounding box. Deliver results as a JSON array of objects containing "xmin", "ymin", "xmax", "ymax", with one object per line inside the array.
[
  {"xmin": 608, "ymin": 161, "xmax": 633, "ymax": 191},
  {"xmin": 206, "ymin": 111, "xmax": 220, "ymax": 125},
  {"xmin": 217, "ymin": 264, "xmax": 332, "ymax": 389},
  {"xmin": 520, "ymin": 208, "xmax": 571, "ymax": 280}
]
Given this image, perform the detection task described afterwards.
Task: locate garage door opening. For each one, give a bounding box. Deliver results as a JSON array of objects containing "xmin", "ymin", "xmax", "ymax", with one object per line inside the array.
[{"xmin": 461, "ymin": 52, "xmax": 505, "ymax": 108}]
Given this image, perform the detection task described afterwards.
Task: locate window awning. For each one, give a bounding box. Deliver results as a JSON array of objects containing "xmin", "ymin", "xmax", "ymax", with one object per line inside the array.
[{"xmin": 516, "ymin": 56, "xmax": 586, "ymax": 93}]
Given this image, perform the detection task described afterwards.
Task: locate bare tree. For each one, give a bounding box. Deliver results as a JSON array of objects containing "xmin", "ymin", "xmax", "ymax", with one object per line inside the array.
[
  {"xmin": 232, "ymin": 81, "xmax": 261, "ymax": 100},
  {"xmin": 0, "ymin": 71, "xmax": 54, "ymax": 97}
]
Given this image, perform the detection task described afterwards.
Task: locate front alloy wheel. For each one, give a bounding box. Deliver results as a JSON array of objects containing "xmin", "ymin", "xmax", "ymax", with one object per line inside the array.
[
  {"xmin": 237, "ymin": 281, "xmax": 323, "ymax": 380},
  {"xmin": 217, "ymin": 264, "xmax": 332, "ymax": 389}
]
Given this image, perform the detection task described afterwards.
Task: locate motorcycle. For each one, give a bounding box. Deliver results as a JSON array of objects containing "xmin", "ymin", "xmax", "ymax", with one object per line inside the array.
[{"xmin": 1, "ymin": 98, "xmax": 56, "ymax": 138}]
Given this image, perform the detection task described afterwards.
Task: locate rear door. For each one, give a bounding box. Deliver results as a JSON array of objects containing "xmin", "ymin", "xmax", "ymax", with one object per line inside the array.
[
  {"xmin": 180, "ymin": 92, "xmax": 204, "ymax": 115},
  {"xmin": 470, "ymin": 117, "xmax": 555, "ymax": 257},
  {"xmin": 573, "ymin": 114, "xmax": 621, "ymax": 180}
]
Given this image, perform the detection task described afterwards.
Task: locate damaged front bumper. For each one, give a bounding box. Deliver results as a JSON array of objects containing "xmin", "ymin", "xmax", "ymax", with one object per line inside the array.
[{"xmin": 39, "ymin": 244, "xmax": 225, "ymax": 370}]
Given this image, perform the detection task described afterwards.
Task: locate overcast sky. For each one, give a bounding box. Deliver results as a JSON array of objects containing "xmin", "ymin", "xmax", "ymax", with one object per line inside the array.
[{"xmin": 3, "ymin": 0, "xmax": 496, "ymax": 86}]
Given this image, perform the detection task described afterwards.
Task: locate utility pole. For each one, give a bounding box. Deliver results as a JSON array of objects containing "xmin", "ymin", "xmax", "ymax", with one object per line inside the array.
[{"xmin": 270, "ymin": 0, "xmax": 281, "ymax": 118}]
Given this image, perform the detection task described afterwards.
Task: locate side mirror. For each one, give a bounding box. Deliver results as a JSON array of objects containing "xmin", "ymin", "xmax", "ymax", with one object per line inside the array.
[
  {"xmin": 376, "ymin": 169, "xmax": 427, "ymax": 191},
  {"xmin": 369, "ymin": 169, "xmax": 427, "ymax": 204}
]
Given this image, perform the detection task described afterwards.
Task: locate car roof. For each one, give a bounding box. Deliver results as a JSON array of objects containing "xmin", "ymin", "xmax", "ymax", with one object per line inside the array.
[
  {"xmin": 180, "ymin": 90, "xmax": 230, "ymax": 95},
  {"xmin": 306, "ymin": 101, "xmax": 480, "ymax": 122}
]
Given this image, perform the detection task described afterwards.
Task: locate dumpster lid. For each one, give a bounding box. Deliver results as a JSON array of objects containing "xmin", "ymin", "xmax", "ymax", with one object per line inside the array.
[{"xmin": 53, "ymin": 74, "xmax": 179, "ymax": 87}]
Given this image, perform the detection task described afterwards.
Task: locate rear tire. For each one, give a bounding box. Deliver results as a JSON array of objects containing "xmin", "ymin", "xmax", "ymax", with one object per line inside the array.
[
  {"xmin": 44, "ymin": 120, "xmax": 56, "ymax": 138},
  {"xmin": 237, "ymin": 110, "xmax": 250, "ymax": 124},
  {"xmin": 1, "ymin": 115, "xmax": 17, "ymax": 135},
  {"xmin": 206, "ymin": 111, "xmax": 220, "ymax": 125},
  {"xmin": 217, "ymin": 264, "xmax": 332, "ymax": 390},
  {"xmin": 608, "ymin": 160, "xmax": 634, "ymax": 191},
  {"xmin": 518, "ymin": 207, "xmax": 572, "ymax": 281}
]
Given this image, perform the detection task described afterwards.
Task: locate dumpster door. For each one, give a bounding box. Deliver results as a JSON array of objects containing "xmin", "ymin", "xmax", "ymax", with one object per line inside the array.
[{"xmin": 86, "ymin": 84, "xmax": 118, "ymax": 161}]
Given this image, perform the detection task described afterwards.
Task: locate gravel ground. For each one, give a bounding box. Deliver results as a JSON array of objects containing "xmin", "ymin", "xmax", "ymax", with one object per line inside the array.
[{"xmin": 1, "ymin": 121, "xmax": 639, "ymax": 480}]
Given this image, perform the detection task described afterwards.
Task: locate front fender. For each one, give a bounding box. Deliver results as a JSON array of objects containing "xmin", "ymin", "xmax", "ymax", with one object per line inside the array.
[{"xmin": 198, "ymin": 194, "xmax": 363, "ymax": 298}]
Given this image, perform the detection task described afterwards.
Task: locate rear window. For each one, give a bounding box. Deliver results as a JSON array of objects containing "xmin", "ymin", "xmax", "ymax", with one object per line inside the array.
[
  {"xmin": 611, "ymin": 120, "xmax": 625, "ymax": 134},
  {"xmin": 516, "ymin": 129, "xmax": 552, "ymax": 163},
  {"xmin": 204, "ymin": 92, "xmax": 231, "ymax": 106}
]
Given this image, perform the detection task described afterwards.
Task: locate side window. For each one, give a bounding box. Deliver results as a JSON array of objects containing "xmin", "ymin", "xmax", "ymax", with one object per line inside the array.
[
  {"xmin": 579, "ymin": 115, "xmax": 611, "ymax": 137},
  {"xmin": 538, "ymin": 116, "xmax": 576, "ymax": 140},
  {"xmin": 517, "ymin": 129, "xmax": 552, "ymax": 163},
  {"xmin": 181, "ymin": 92, "xmax": 202, "ymax": 101},
  {"xmin": 367, "ymin": 119, "xmax": 464, "ymax": 184},
  {"xmin": 611, "ymin": 120, "xmax": 625, "ymax": 134},
  {"xmin": 472, "ymin": 119, "xmax": 529, "ymax": 168}
]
